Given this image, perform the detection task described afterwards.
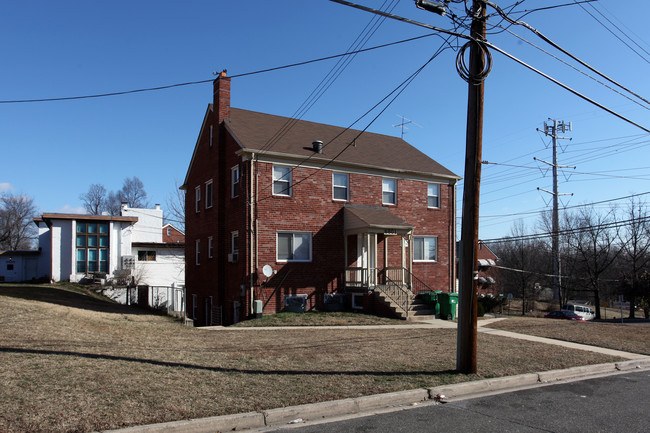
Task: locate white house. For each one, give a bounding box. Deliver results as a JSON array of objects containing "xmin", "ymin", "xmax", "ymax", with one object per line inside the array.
[
  {"xmin": 35, "ymin": 204, "xmax": 185, "ymax": 288},
  {"xmin": 0, "ymin": 250, "xmax": 41, "ymax": 283}
]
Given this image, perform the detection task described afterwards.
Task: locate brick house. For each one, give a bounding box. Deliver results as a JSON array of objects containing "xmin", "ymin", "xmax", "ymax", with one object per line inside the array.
[
  {"xmin": 163, "ymin": 223, "xmax": 185, "ymax": 244},
  {"xmin": 182, "ymin": 72, "xmax": 460, "ymax": 326}
]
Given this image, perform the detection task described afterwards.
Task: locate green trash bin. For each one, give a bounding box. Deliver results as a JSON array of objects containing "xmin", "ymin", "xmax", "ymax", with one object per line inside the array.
[
  {"xmin": 438, "ymin": 292, "xmax": 458, "ymax": 320},
  {"xmin": 433, "ymin": 291, "xmax": 442, "ymax": 317}
]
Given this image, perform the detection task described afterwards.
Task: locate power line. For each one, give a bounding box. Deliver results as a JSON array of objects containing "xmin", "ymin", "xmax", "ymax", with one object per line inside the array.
[
  {"xmin": 492, "ymin": 24, "xmax": 650, "ymax": 112},
  {"xmin": 0, "ymin": 33, "xmax": 440, "ymax": 104},
  {"xmin": 256, "ymin": 0, "xmax": 400, "ymax": 155},
  {"xmin": 483, "ymin": 40, "xmax": 650, "ymax": 134},
  {"xmin": 332, "ymin": 0, "xmax": 650, "ymax": 134},
  {"xmin": 484, "ymin": 0, "xmax": 650, "ymax": 107},
  {"xmin": 254, "ymin": 40, "xmax": 454, "ymax": 204},
  {"xmin": 577, "ymin": 1, "xmax": 650, "ymax": 65},
  {"xmin": 480, "ymin": 191, "xmax": 650, "ymax": 221},
  {"xmin": 481, "ymin": 214, "xmax": 650, "ymax": 244}
]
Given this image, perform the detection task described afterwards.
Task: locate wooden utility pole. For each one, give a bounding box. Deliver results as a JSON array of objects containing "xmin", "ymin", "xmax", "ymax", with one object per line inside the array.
[{"xmin": 457, "ymin": 0, "xmax": 487, "ymax": 374}]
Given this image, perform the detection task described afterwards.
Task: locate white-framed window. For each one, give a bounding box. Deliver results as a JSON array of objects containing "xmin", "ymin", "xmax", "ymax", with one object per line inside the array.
[
  {"xmin": 382, "ymin": 178, "xmax": 397, "ymax": 205},
  {"xmin": 208, "ymin": 236, "xmax": 214, "ymax": 259},
  {"xmin": 427, "ymin": 183, "xmax": 440, "ymax": 208},
  {"xmin": 231, "ymin": 231, "xmax": 239, "ymax": 256},
  {"xmin": 333, "ymin": 172, "xmax": 349, "ymax": 201},
  {"xmin": 231, "ymin": 166, "xmax": 240, "ymax": 198},
  {"xmin": 195, "ymin": 239, "xmax": 201, "ymax": 265},
  {"xmin": 273, "ymin": 165, "xmax": 292, "ymax": 196},
  {"xmin": 195, "ymin": 186, "xmax": 201, "ymax": 213},
  {"xmin": 209, "ymin": 125, "xmax": 213, "ymax": 148},
  {"xmin": 413, "ymin": 236, "xmax": 437, "ymax": 262},
  {"xmin": 166, "ymin": 227, "xmax": 171, "ymax": 236},
  {"xmin": 277, "ymin": 232, "xmax": 312, "ymax": 262},
  {"xmin": 205, "ymin": 180, "xmax": 213, "ymax": 209}
]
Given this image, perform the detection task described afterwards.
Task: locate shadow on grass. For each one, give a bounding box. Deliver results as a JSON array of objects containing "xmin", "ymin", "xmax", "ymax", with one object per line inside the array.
[
  {"xmin": 0, "ymin": 284, "xmax": 149, "ymax": 316},
  {"xmin": 0, "ymin": 346, "xmax": 458, "ymax": 377}
]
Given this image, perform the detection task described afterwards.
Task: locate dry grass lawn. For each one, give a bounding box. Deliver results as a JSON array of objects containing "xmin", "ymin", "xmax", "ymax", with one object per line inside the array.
[
  {"xmin": 0, "ymin": 284, "xmax": 632, "ymax": 433},
  {"xmin": 231, "ymin": 310, "xmax": 411, "ymax": 327},
  {"xmin": 484, "ymin": 317, "xmax": 650, "ymax": 355}
]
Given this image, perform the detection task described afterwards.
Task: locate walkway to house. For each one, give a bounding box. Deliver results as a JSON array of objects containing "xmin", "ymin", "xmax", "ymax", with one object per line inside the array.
[{"xmin": 200, "ymin": 317, "xmax": 645, "ymax": 360}]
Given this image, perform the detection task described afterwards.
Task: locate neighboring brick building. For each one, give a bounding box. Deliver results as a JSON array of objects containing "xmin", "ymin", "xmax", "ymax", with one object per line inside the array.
[
  {"xmin": 162, "ymin": 224, "xmax": 185, "ymax": 244},
  {"xmin": 182, "ymin": 72, "xmax": 460, "ymax": 326}
]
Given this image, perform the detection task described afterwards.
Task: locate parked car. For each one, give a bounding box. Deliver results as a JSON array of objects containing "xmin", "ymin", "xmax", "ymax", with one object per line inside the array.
[{"xmin": 544, "ymin": 310, "xmax": 587, "ymax": 321}]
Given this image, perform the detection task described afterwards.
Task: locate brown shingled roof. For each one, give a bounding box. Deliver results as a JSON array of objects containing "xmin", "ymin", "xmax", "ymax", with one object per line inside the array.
[
  {"xmin": 226, "ymin": 108, "xmax": 458, "ymax": 179},
  {"xmin": 344, "ymin": 205, "xmax": 414, "ymax": 234}
]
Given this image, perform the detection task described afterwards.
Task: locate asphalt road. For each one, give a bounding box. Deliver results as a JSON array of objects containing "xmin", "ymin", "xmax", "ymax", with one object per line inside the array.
[{"xmin": 267, "ymin": 371, "xmax": 650, "ymax": 432}]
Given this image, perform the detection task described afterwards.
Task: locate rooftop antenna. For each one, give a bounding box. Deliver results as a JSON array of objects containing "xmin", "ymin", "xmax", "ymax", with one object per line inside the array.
[{"xmin": 393, "ymin": 115, "xmax": 422, "ymax": 138}]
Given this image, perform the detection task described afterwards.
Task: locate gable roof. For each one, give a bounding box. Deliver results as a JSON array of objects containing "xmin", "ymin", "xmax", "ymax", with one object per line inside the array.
[
  {"xmin": 226, "ymin": 108, "xmax": 459, "ymax": 179},
  {"xmin": 162, "ymin": 223, "xmax": 185, "ymax": 235}
]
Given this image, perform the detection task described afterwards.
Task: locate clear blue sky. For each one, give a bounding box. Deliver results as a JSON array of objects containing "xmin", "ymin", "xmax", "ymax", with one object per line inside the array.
[{"xmin": 2, "ymin": 0, "xmax": 648, "ymax": 239}]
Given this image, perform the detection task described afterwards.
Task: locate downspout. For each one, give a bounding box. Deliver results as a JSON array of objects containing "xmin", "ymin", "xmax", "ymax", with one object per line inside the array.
[
  {"xmin": 451, "ymin": 181, "xmax": 457, "ymax": 292},
  {"xmin": 249, "ymin": 153, "xmax": 256, "ymax": 316},
  {"xmin": 408, "ymin": 231, "xmax": 413, "ymax": 289}
]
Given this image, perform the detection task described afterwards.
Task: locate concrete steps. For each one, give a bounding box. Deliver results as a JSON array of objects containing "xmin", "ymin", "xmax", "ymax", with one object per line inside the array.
[{"xmin": 373, "ymin": 290, "xmax": 436, "ymax": 321}]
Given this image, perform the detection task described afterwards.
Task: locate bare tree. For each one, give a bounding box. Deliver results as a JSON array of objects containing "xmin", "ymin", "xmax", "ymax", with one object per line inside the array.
[
  {"xmin": 491, "ymin": 220, "xmax": 546, "ymax": 315},
  {"xmin": 617, "ymin": 198, "xmax": 650, "ymax": 318},
  {"xmin": 79, "ymin": 184, "xmax": 107, "ymax": 215},
  {"xmin": 82, "ymin": 177, "xmax": 149, "ymax": 216},
  {"xmin": 0, "ymin": 193, "xmax": 38, "ymax": 250},
  {"xmin": 567, "ymin": 207, "xmax": 621, "ymax": 320},
  {"xmin": 119, "ymin": 176, "xmax": 149, "ymax": 209},
  {"xmin": 165, "ymin": 178, "xmax": 185, "ymax": 231},
  {"xmin": 105, "ymin": 190, "xmax": 123, "ymax": 216}
]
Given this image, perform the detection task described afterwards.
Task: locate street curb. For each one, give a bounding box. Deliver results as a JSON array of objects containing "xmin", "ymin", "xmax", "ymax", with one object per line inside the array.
[
  {"xmin": 429, "ymin": 373, "xmax": 540, "ymax": 399},
  {"xmin": 99, "ymin": 411, "xmax": 264, "ymax": 433},
  {"xmin": 99, "ymin": 358, "xmax": 650, "ymax": 433}
]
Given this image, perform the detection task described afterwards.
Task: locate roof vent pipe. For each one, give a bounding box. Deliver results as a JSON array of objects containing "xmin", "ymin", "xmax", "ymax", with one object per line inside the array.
[{"xmin": 312, "ymin": 140, "xmax": 323, "ymax": 154}]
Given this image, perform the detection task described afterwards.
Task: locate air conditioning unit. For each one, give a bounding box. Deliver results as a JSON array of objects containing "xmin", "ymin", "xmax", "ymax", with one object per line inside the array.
[
  {"xmin": 284, "ymin": 294, "xmax": 307, "ymax": 313},
  {"xmin": 228, "ymin": 253, "xmax": 238, "ymax": 263}
]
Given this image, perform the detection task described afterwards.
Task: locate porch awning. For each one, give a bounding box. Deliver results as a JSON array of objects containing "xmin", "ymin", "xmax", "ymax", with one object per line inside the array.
[{"xmin": 344, "ymin": 205, "xmax": 414, "ymax": 236}]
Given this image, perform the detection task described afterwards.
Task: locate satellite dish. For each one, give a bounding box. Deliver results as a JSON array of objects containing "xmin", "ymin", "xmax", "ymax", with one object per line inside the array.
[{"xmin": 262, "ymin": 265, "xmax": 273, "ymax": 278}]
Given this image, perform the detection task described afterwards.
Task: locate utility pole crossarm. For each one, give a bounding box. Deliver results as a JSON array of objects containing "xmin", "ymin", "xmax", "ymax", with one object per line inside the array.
[{"xmin": 533, "ymin": 157, "xmax": 576, "ymax": 169}]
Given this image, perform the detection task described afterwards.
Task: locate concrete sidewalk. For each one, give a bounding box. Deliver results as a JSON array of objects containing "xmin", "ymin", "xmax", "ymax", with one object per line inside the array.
[{"xmin": 101, "ymin": 319, "xmax": 650, "ymax": 433}]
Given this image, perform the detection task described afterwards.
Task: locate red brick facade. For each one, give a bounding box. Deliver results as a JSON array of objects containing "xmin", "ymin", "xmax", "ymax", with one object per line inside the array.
[
  {"xmin": 183, "ymin": 74, "xmax": 459, "ymax": 326},
  {"xmin": 162, "ymin": 224, "xmax": 185, "ymax": 244}
]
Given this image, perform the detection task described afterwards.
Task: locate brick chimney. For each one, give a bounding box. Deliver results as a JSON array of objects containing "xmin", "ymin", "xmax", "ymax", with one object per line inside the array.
[{"xmin": 213, "ymin": 70, "xmax": 231, "ymax": 124}]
